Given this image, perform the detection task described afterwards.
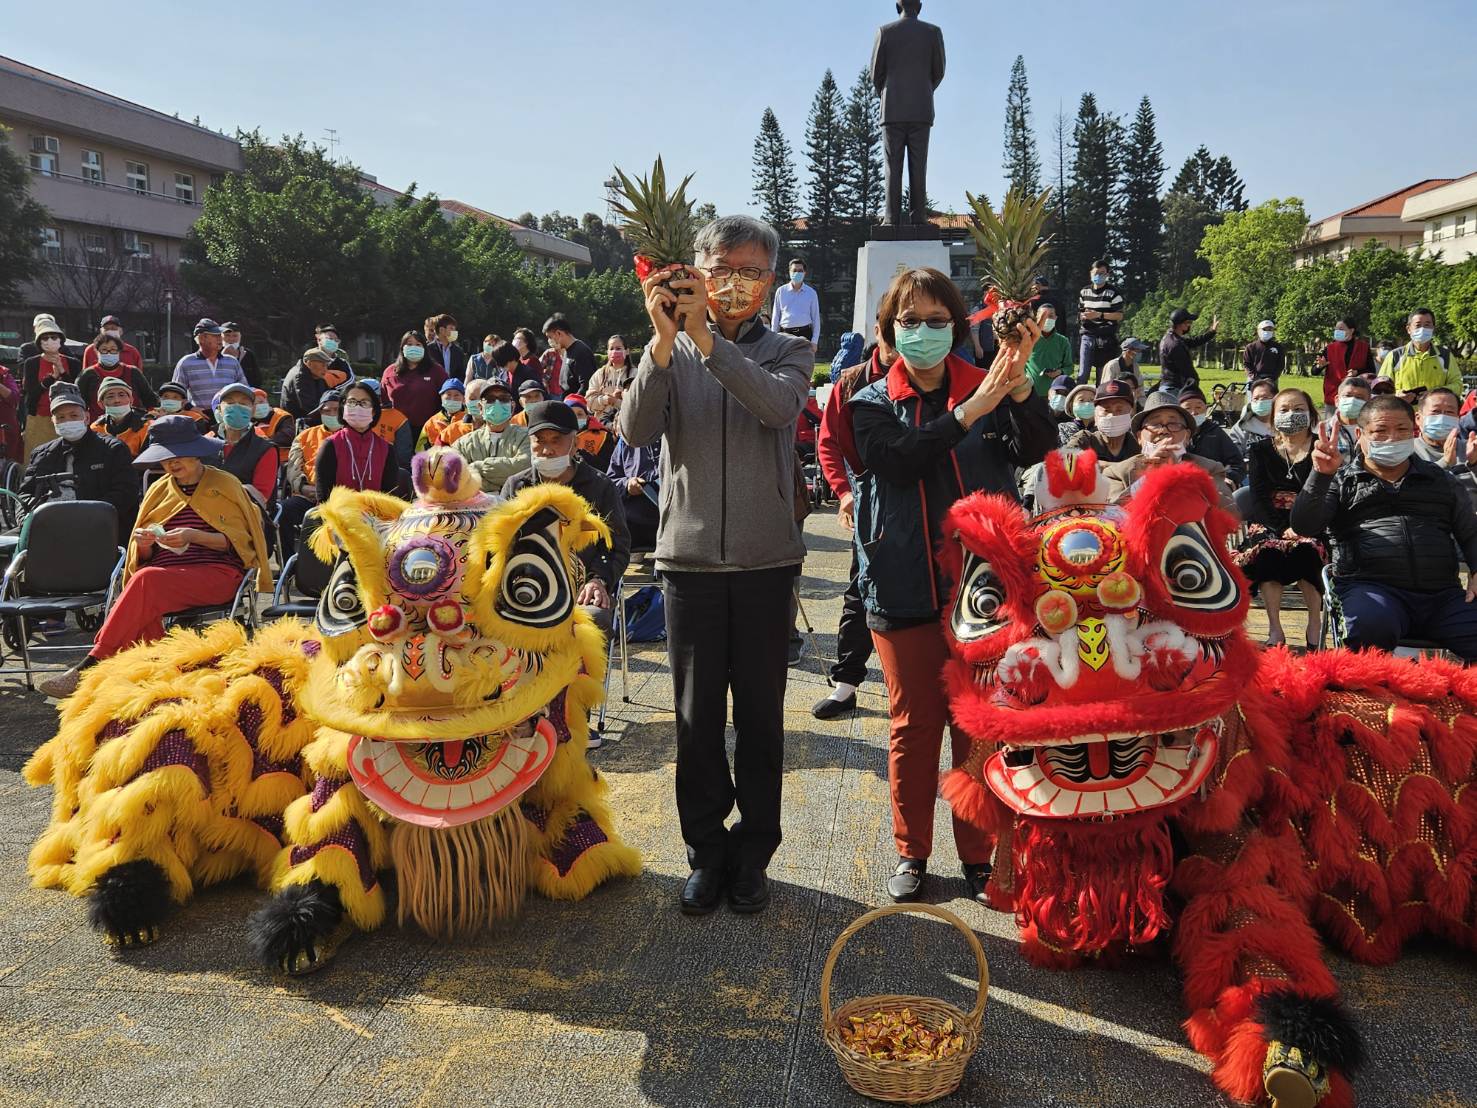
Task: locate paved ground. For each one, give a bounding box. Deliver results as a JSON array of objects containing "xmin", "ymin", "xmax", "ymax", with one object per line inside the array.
[{"xmin": 0, "ymin": 508, "xmax": 1472, "ymax": 1107}]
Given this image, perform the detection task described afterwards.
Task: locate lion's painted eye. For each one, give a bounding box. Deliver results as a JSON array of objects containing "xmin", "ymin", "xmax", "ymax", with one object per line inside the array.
[
  {"xmin": 316, "ymin": 556, "xmax": 367, "ymax": 636},
  {"xmin": 495, "ymin": 508, "xmax": 573, "ymax": 628},
  {"xmin": 1161, "ymin": 524, "xmax": 1236, "ymax": 611},
  {"xmin": 951, "ymin": 551, "xmax": 1008, "ymax": 642}
]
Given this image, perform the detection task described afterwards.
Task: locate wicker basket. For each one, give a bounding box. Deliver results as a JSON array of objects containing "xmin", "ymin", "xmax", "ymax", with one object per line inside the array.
[{"xmin": 820, "ymin": 903, "xmax": 989, "ymax": 1105}]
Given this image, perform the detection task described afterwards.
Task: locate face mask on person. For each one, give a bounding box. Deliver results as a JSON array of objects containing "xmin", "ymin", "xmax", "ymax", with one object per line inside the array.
[
  {"xmin": 1259, "ymin": 329, "xmax": 1274, "ymax": 342},
  {"xmin": 321, "ymin": 413, "xmax": 342, "ymax": 431},
  {"xmin": 575, "ymin": 414, "xmax": 589, "ymax": 430},
  {"xmin": 1193, "ymin": 411, "xmax": 1209, "ymax": 426},
  {"xmin": 53, "ymin": 419, "xmax": 87, "ymax": 442},
  {"xmin": 894, "ymin": 324, "xmax": 954, "ymax": 370},
  {"xmin": 1332, "ymin": 328, "xmax": 1348, "ymax": 342},
  {"xmin": 104, "ymin": 402, "xmax": 130, "ymax": 420},
  {"xmin": 485, "ymin": 400, "xmax": 513, "ymax": 425},
  {"xmin": 608, "ymin": 349, "xmax": 626, "ymax": 366},
  {"xmin": 99, "ymin": 352, "xmax": 121, "ymax": 368},
  {"xmin": 402, "ymin": 345, "xmax": 425, "ymax": 363},
  {"xmin": 1274, "ymin": 410, "xmax": 1310, "ymax": 434},
  {"xmin": 1142, "ymin": 436, "xmax": 1186, "ymax": 462},
  {"xmin": 343, "ymin": 403, "xmax": 374, "ymax": 431},
  {"xmin": 1072, "ymin": 401, "xmax": 1095, "ymax": 421},
  {"xmin": 40, "ymin": 337, "xmax": 61, "ymax": 353},
  {"xmin": 1423, "ymin": 413, "xmax": 1458, "ymax": 441},
  {"xmin": 1090, "ymin": 273, "xmax": 1107, "ymax": 287},
  {"xmin": 219, "ymin": 403, "xmax": 252, "ymax": 431},
  {"xmin": 483, "ymin": 343, "xmax": 495, "ymax": 357},
  {"xmin": 253, "ymin": 402, "xmax": 271, "ymax": 420},
  {"xmin": 446, "ymin": 330, "xmax": 460, "ymax": 343},
  {"xmin": 790, "ymin": 270, "xmax": 805, "ymax": 286},
  {"xmin": 705, "ymin": 273, "xmax": 770, "ymax": 321},
  {"xmin": 319, "ymin": 337, "xmax": 339, "ymax": 354},
  {"xmin": 1049, "ymin": 393, "xmax": 1067, "ymax": 412},
  {"xmin": 1041, "ymin": 318, "xmax": 1056, "ymax": 333},
  {"xmin": 1250, "ymin": 398, "xmax": 1274, "ymax": 417},
  {"xmin": 1365, "ymin": 438, "xmax": 1415, "ymax": 466},
  {"xmin": 533, "ymin": 451, "xmax": 571, "ymax": 477},
  {"xmin": 513, "ymin": 336, "xmax": 528, "ymax": 354},
  {"xmin": 160, "ymin": 397, "xmax": 184, "ymax": 413},
  {"xmin": 443, "ymin": 398, "xmax": 464, "ymax": 415},
  {"xmin": 1336, "ymin": 396, "xmax": 1365, "ymax": 421},
  {"xmin": 1411, "ymin": 326, "xmax": 1434, "ymax": 345},
  {"xmin": 1096, "ymin": 411, "xmax": 1132, "ymax": 437},
  {"xmin": 103, "ymin": 328, "xmax": 122, "ymax": 340},
  {"xmin": 465, "ymin": 401, "xmax": 483, "ymax": 421}
]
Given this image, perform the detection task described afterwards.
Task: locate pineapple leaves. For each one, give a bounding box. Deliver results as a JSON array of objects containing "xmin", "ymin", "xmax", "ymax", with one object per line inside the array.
[
  {"xmin": 965, "ymin": 186, "xmax": 1055, "ymax": 303},
  {"xmin": 610, "ymin": 156, "xmax": 700, "ymax": 267}
]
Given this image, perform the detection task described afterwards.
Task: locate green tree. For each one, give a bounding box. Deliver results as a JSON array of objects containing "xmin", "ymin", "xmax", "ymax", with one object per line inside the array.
[
  {"xmin": 1115, "ymin": 97, "xmax": 1164, "ymax": 302},
  {"xmin": 1274, "ymin": 242, "xmax": 1413, "ymax": 349},
  {"xmin": 1368, "ymin": 252, "xmax": 1456, "ymax": 348},
  {"xmin": 1061, "ymin": 94, "xmax": 1118, "ymax": 294},
  {"xmin": 1190, "ymin": 197, "xmax": 1309, "ymax": 342},
  {"xmin": 1123, "ymin": 285, "xmax": 1185, "ymax": 349},
  {"xmin": 367, "ymin": 187, "xmax": 477, "ymax": 342},
  {"xmin": 803, "ymin": 69, "xmax": 849, "ymax": 346},
  {"xmin": 0, "ymin": 125, "xmax": 48, "ymax": 304},
  {"xmin": 574, "ymin": 212, "xmax": 634, "ymax": 273},
  {"xmin": 183, "ymin": 130, "xmax": 381, "ymax": 350},
  {"xmin": 1441, "ymin": 257, "xmax": 1477, "ymax": 351},
  {"xmin": 752, "ymin": 107, "xmax": 801, "ymax": 241},
  {"xmin": 1001, "ymin": 55, "xmax": 1040, "ymax": 197},
  {"xmin": 1159, "ymin": 146, "xmax": 1248, "ymax": 288},
  {"xmin": 840, "ymin": 68, "xmax": 884, "ymax": 226}
]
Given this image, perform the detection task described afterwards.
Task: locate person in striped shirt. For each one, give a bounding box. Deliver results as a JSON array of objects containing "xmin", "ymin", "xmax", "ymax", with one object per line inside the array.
[
  {"xmin": 1076, "ymin": 260, "xmax": 1124, "ymax": 385},
  {"xmin": 171, "ymin": 319, "xmax": 246, "ymax": 409}
]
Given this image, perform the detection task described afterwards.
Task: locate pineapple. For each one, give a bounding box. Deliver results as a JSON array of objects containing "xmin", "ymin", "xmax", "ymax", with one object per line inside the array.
[
  {"xmin": 965, "ymin": 186, "xmax": 1054, "ymax": 345},
  {"xmin": 610, "ymin": 156, "xmax": 699, "ymax": 283}
]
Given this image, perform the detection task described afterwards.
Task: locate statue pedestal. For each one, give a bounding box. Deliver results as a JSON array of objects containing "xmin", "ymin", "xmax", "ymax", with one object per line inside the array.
[{"xmin": 851, "ymin": 238, "xmax": 952, "ymax": 335}]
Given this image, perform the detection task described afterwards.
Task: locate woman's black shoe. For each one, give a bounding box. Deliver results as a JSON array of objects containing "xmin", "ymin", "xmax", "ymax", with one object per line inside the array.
[
  {"xmin": 811, "ymin": 692, "xmax": 857, "ymax": 720},
  {"xmin": 962, "ymin": 862, "xmax": 992, "ymax": 904},
  {"xmin": 886, "ymin": 857, "xmax": 926, "ymax": 902},
  {"xmin": 680, "ymin": 867, "xmax": 725, "ymax": 916}
]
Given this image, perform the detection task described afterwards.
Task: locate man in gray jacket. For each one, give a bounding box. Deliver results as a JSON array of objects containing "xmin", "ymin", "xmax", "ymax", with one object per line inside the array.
[{"xmin": 619, "ymin": 215, "xmax": 811, "ymax": 918}]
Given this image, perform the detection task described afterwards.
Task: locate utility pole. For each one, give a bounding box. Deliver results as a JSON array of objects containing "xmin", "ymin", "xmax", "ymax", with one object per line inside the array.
[{"xmin": 323, "ymin": 128, "xmax": 340, "ymax": 163}]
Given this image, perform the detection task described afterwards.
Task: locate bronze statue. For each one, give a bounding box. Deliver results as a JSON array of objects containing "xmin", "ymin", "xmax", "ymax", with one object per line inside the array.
[{"xmin": 870, "ymin": 0, "xmax": 946, "ymax": 228}]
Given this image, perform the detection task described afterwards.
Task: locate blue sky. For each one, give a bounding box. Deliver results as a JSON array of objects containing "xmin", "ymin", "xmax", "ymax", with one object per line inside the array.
[{"xmin": 9, "ymin": 0, "xmax": 1472, "ymax": 226}]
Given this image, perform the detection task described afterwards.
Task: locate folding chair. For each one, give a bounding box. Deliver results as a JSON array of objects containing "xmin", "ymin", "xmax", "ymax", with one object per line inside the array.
[
  {"xmin": 0, "ymin": 500, "xmax": 123, "ymax": 690},
  {"xmin": 261, "ymin": 510, "xmax": 333, "ymax": 622},
  {"xmin": 598, "ymin": 548, "xmax": 661, "ymax": 725},
  {"xmin": 162, "ymin": 569, "xmax": 259, "ymax": 635}
]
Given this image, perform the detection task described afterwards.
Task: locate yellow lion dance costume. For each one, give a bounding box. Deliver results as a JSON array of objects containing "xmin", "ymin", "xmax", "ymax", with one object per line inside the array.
[{"xmin": 25, "ymin": 448, "xmax": 642, "ymax": 972}]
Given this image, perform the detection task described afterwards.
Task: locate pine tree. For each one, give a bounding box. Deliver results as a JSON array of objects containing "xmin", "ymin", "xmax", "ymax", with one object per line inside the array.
[
  {"xmin": 840, "ymin": 67, "xmax": 884, "ymax": 225},
  {"xmin": 1062, "ymin": 94, "xmax": 1117, "ymax": 295},
  {"xmin": 751, "ymin": 107, "xmax": 801, "ymax": 241},
  {"xmin": 1116, "ymin": 96, "xmax": 1166, "ymax": 302},
  {"xmin": 1160, "ymin": 146, "xmax": 1248, "ymax": 288},
  {"xmin": 803, "ymin": 69, "xmax": 848, "ymax": 347},
  {"xmin": 1001, "ymin": 55, "xmax": 1041, "ymax": 196},
  {"xmin": 1047, "ymin": 107, "xmax": 1070, "ymax": 289}
]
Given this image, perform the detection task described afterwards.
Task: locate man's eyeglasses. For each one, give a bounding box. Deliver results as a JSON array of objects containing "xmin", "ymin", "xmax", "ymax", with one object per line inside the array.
[
  {"xmin": 705, "ymin": 265, "xmax": 770, "ymax": 281},
  {"xmin": 1142, "ymin": 419, "xmax": 1187, "ymax": 433},
  {"xmin": 896, "ymin": 318, "xmax": 953, "ymax": 331}
]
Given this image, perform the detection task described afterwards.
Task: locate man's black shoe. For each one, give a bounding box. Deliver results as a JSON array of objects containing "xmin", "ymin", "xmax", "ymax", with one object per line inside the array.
[
  {"xmin": 886, "ymin": 857, "xmax": 926, "ymax": 902},
  {"xmin": 962, "ymin": 862, "xmax": 992, "ymax": 905},
  {"xmin": 787, "ymin": 637, "xmax": 805, "ymax": 667},
  {"xmin": 680, "ymin": 867, "xmax": 725, "ymax": 916},
  {"xmin": 727, "ymin": 866, "xmax": 769, "ymax": 914},
  {"xmin": 811, "ymin": 691, "xmax": 857, "ymax": 720}
]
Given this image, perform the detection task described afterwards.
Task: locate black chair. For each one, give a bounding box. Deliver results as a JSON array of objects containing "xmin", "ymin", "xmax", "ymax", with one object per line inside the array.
[
  {"xmin": 261, "ymin": 510, "xmax": 333, "ymax": 622},
  {"xmin": 0, "ymin": 500, "xmax": 123, "ymax": 689},
  {"xmin": 162, "ymin": 569, "xmax": 259, "ymax": 635}
]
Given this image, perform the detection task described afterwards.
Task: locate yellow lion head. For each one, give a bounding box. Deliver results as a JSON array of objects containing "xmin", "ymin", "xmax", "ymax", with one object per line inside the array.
[{"xmin": 298, "ymin": 448, "xmax": 610, "ymax": 829}]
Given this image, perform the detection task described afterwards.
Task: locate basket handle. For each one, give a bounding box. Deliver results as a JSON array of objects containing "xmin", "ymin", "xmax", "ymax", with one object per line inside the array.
[{"xmin": 819, "ymin": 902, "xmax": 990, "ymax": 1032}]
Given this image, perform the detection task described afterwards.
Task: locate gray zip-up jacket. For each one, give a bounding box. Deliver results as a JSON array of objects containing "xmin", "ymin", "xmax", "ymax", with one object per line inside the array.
[{"xmin": 618, "ymin": 320, "xmax": 811, "ymax": 572}]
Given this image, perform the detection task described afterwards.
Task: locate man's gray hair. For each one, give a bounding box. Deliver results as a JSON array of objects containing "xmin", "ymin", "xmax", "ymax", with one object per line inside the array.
[{"xmin": 693, "ymin": 215, "xmax": 780, "ymax": 271}]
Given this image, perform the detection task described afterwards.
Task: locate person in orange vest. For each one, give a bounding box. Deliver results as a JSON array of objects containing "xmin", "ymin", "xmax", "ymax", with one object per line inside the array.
[
  {"xmin": 151, "ymin": 381, "xmax": 215, "ymax": 435},
  {"xmin": 418, "ymin": 378, "xmax": 469, "ymax": 450},
  {"xmin": 562, "ymin": 393, "xmax": 615, "ymax": 470},
  {"xmin": 441, "ymin": 378, "xmax": 489, "ymax": 447},
  {"xmin": 90, "ymin": 376, "xmax": 153, "ymax": 457},
  {"xmin": 357, "ymin": 378, "xmax": 412, "ymax": 494},
  {"xmin": 279, "ymin": 388, "xmax": 343, "ymax": 554},
  {"xmin": 251, "ymin": 388, "xmax": 295, "ymax": 461}
]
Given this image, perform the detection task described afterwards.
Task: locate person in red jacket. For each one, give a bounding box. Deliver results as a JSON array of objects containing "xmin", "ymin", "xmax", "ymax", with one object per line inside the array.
[
  {"xmin": 81, "ymin": 314, "xmax": 143, "ymax": 373},
  {"xmin": 1321, "ymin": 318, "xmax": 1373, "ymax": 407},
  {"xmin": 809, "ymin": 325, "xmax": 896, "ymax": 720}
]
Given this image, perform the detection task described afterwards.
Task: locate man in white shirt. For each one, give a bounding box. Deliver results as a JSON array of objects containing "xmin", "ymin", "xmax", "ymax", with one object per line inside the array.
[{"xmin": 770, "ymin": 258, "xmax": 821, "ymax": 355}]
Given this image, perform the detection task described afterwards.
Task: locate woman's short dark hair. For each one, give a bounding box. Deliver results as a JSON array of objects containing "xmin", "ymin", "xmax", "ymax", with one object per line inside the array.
[
  {"xmin": 514, "ymin": 327, "xmax": 539, "ymax": 354},
  {"xmin": 1336, "ymin": 317, "xmax": 1358, "ymax": 333},
  {"xmin": 93, "ymin": 333, "xmax": 122, "ymax": 352},
  {"xmin": 876, "ymin": 267, "xmax": 970, "ymax": 351},
  {"xmin": 491, "ymin": 342, "xmax": 519, "ymax": 368}
]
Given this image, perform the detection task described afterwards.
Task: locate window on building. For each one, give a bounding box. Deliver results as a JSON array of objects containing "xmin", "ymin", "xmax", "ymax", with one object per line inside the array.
[
  {"xmin": 174, "ymin": 172, "xmax": 195, "ymax": 203},
  {"xmin": 1429, "ymin": 220, "xmax": 1443, "ymax": 242},
  {"xmin": 29, "ymin": 134, "xmax": 59, "ymax": 176},
  {"xmin": 38, "ymin": 227, "xmax": 61, "ymax": 260},
  {"xmin": 210, "ymin": 173, "xmax": 224, "ymax": 190},
  {"xmin": 125, "ymin": 160, "xmax": 149, "ymax": 194},
  {"xmin": 123, "ymin": 232, "xmax": 153, "ymax": 271},
  {"xmin": 1458, "ymin": 214, "xmax": 1468, "ymax": 238},
  {"xmin": 950, "ymin": 256, "xmax": 973, "ymax": 280},
  {"xmin": 81, "ymin": 231, "xmax": 108, "ymax": 257},
  {"xmin": 81, "ymin": 149, "xmax": 103, "ymax": 184}
]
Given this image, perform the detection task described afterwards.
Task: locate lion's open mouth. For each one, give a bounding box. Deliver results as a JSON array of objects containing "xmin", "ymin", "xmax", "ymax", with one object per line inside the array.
[
  {"xmin": 984, "ymin": 723, "xmax": 1219, "ymax": 819},
  {"xmin": 347, "ymin": 708, "xmax": 557, "ymax": 829}
]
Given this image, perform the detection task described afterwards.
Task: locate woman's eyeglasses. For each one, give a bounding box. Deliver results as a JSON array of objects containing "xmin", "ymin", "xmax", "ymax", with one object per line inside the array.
[{"xmin": 896, "ymin": 318, "xmax": 953, "ymax": 331}]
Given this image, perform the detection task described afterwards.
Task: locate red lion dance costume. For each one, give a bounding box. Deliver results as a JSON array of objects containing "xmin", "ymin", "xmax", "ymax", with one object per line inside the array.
[{"xmin": 939, "ymin": 450, "xmax": 1477, "ymax": 1108}]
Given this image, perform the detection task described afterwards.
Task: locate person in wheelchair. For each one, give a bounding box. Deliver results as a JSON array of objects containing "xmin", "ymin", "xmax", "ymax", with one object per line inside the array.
[
  {"xmin": 20, "ymin": 382, "xmax": 138, "ymax": 538},
  {"xmin": 1292, "ymin": 394, "xmax": 1477, "ymax": 660},
  {"xmin": 38, "ymin": 415, "xmax": 272, "ymax": 698}
]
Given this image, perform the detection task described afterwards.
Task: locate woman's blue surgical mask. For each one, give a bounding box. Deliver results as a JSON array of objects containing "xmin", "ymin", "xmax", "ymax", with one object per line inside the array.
[
  {"xmin": 219, "ymin": 403, "xmax": 252, "ymax": 431},
  {"xmin": 160, "ymin": 398, "xmax": 183, "ymax": 413},
  {"xmin": 1423, "ymin": 413, "xmax": 1458, "ymax": 441},
  {"xmin": 1250, "ymin": 397, "xmax": 1274, "ymax": 417},
  {"xmin": 485, "ymin": 400, "xmax": 513, "ymax": 425},
  {"xmin": 403, "ymin": 345, "xmax": 425, "ymax": 363},
  {"xmin": 465, "ymin": 401, "xmax": 483, "ymax": 420},
  {"xmin": 1336, "ymin": 396, "xmax": 1365, "ymax": 421},
  {"xmin": 320, "ymin": 337, "xmax": 340, "ymax": 354},
  {"xmin": 1090, "ymin": 273, "xmax": 1107, "ymax": 287},
  {"xmin": 893, "ymin": 322, "xmax": 954, "ymax": 370},
  {"xmin": 483, "ymin": 343, "xmax": 495, "ymax": 356},
  {"xmin": 1365, "ymin": 438, "xmax": 1415, "ymax": 466},
  {"xmin": 1332, "ymin": 328, "xmax": 1348, "ymax": 342},
  {"xmin": 99, "ymin": 352, "xmax": 120, "ymax": 368}
]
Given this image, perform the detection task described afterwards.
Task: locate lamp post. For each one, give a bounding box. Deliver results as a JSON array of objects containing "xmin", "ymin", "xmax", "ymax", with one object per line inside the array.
[{"xmin": 164, "ymin": 288, "xmax": 174, "ymax": 366}]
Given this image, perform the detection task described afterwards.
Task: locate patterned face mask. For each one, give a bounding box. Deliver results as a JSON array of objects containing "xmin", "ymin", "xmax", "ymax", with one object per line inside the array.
[{"xmin": 705, "ymin": 273, "xmax": 770, "ymax": 322}]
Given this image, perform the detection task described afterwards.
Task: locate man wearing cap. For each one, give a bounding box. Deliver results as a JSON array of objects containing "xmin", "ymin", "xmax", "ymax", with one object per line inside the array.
[
  {"xmin": 82, "ymin": 315, "xmax": 143, "ymax": 375},
  {"xmin": 221, "ymin": 323, "xmax": 263, "ymax": 390},
  {"xmin": 1077, "ymin": 260, "xmax": 1124, "ymax": 385},
  {"xmin": 38, "ymin": 414, "xmax": 271, "ymax": 698},
  {"xmin": 1179, "ymin": 385, "xmax": 1245, "ymax": 486},
  {"xmin": 90, "ymin": 377, "xmax": 152, "ymax": 457},
  {"xmin": 564, "ymin": 393, "xmax": 615, "ymax": 471},
  {"xmin": 418, "ymin": 379, "xmax": 469, "ymax": 450},
  {"xmin": 511, "ymin": 381, "xmax": 546, "ymax": 425},
  {"xmin": 1102, "ymin": 337, "xmax": 1150, "ymax": 388},
  {"xmin": 172, "ymin": 319, "xmax": 246, "ymax": 409},
  {"xmin": 20, "ymin": 382, "xmax": 138, "ymax": 533},
  {"xmin": 453, "ymin": 379, "xmax": 529, "ymax": 490},
  {"xmin": 281, "ymin": 347, "xmax": 351, "ymax": 421},
  {"xmin": 211, "ymin": 382, "xmax": 278, "ymax": 513},
  {"xmin": 1242, "ymin": 320, "xmax": 1285, "ymax": 389},
  {"xmin": 1046, "ymin": 374, "xmax": 1074, "ymax": 426},
  {"xmin": 1101, "ymin": 392, "xmax": 1234, "ymax": 508},
  {"xmin": 311, "ymin": 323, "xmax": 354, "ymax": 381},
  {"xmin": 151, "ymin": 381, "xmax": 214, "ymax": 434},
  {"xmin": 1063, "ymin": 378, "xmax": 1140, "ymax": 464},
  {"xmin": 251, "ymin": 388, "xmax": 295, "ymax": 461},
  {"xmin": 502, "ymin": 401, "xmax": 630, "ymax": 747},
  {"xmin": 442, "ymin": 378, "xmax": 490, "ymax": 448},
  {"xmin": 1158, "ymin": 308, "xmax": 1219, "ymax": 396}
]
